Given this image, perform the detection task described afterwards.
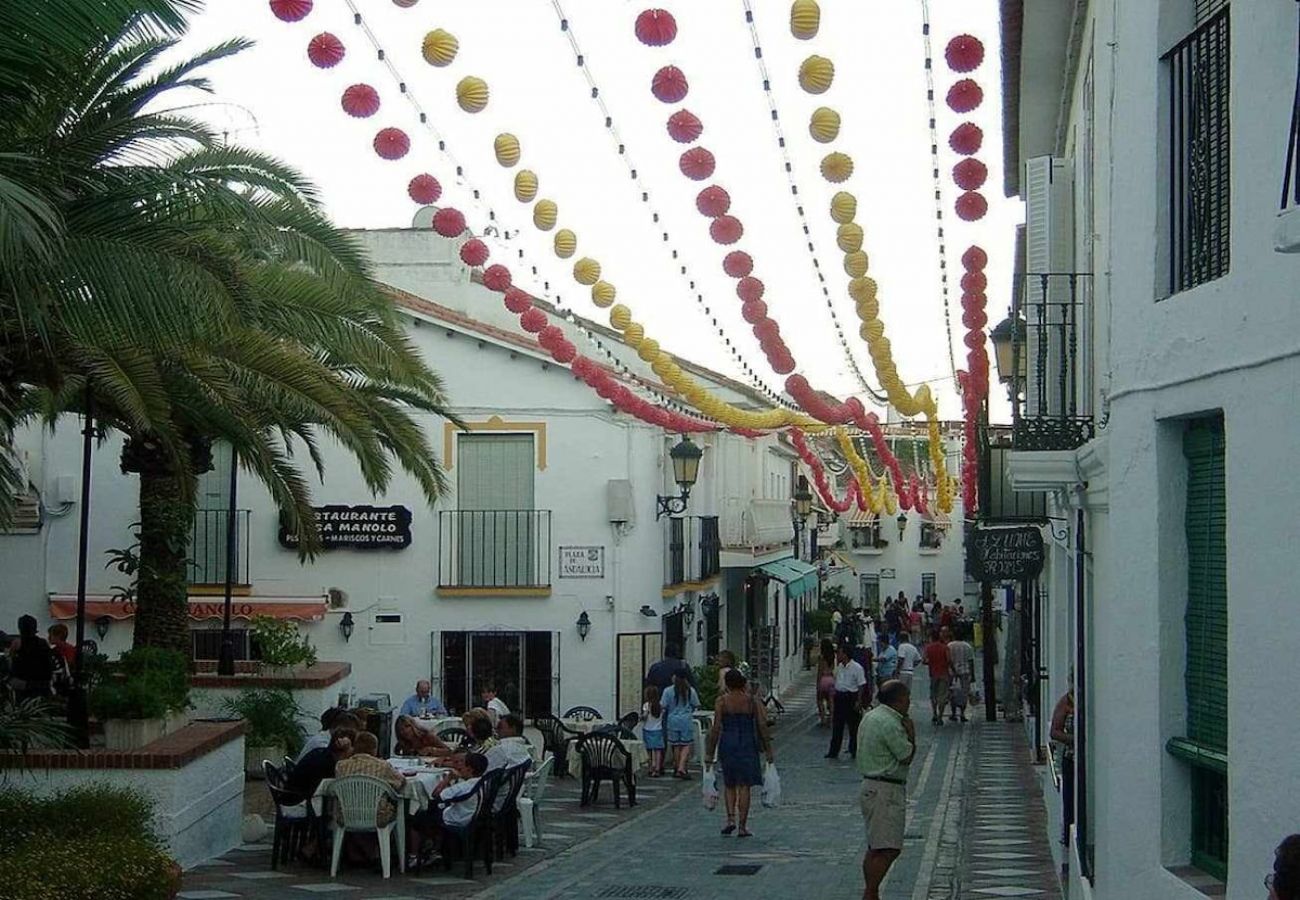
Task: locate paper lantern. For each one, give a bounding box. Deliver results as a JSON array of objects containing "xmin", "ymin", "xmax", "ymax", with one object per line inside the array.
[
  {"xmin": 790, "ymin": 0, "xmax": 821, "ymax": 39},
  {"xmin": 741, "ymin": 299, "xmax": 768, "ymax": 324},
  {"xmin": 710, "ymin": 215, "xmax": 743, "ymax": 245},
  {"xmin": 962, "ymin": 308, "xmax": 989, "ymax": 330},
  {"xmin": 533, "ymin": 199, "xmax": 558, "ymax": 231},
  {"xmin": 553, "ymin": 341, "xmax": 578, "ymax": 364},
  {"xmin": 830, "ymin": 191, "xmax": 857, "ymax": 224},
  {"xmin": 809, "ymin": 106, "xmax": 841, "ymax": 143},
  {"xmin": 393, "ymin": 0, "xmax": 418, "ymax": 6},
  {"xmin": 820, "ymin": 151, "xmax": 854, "ymax": 183},
  {"xmin": 836, "ymin": 222, "xmax": 864, "ymax": 253},
  {"xmin": 457, "ymin": 76, "xmax": 489, "ymax": 113},
  {"xmin": 342, "ymin": 83, "xmax": 380, "ymax": 118},
  {"xmin": 945, "ymin": 34, "xmax": 985, "ymax": 73},
  {"xmin": 372, "ymin": 127, "xmax": 409, "ymax": 160},
  {"xmin": 960, "ymin": 291, "xmax": 986, "ymax": 310},
  {"xmin": 946, "ymin": 79, "xmax": 984, "ymax": 114},
  {"xmin": 652, "ymin": 66, "xmax": 689, "ymax": 104},
  {"xmin": 964, "ymin": 331, "xmax": 986, "ymax": 351},
  {"xmin": 637, "ymin": 338, "xmax": 661, "ymax": 363},
  {"xmin": 538, "ymin": 325, "xmax": 565, "ymax": 350},
  {"xmin": 799, "ymin": 55, "xmax": 834, "ymax": 94},
  {"xmin": 848, "ymin": 276, "xmax": 877, "ymax": 304},
  {"xmin": 635, "ymin": 9, "xmax": 678, "ymax": 46},
  {"xmin": 609, "ymin": 305, "xmax": 632, "ymax": 329},
  {"xmin": 494, "ymin": 133, "xmax": 521, "ymax": 167},
  {"xmin": 504, "ymin": 288, "xmax": 532, "ymax": 313},
  {"xmin": 856, "ymin": 296, "xmax": 879, "ymax": 322},
  {"xmin": 459, "ymin": 238, "xmax": 489, "ymax": 267},
  {"xmin": 667, "ymin": 110, "xmax": 703, "ymax": 144},
  {"xmin": 723, "ymin": 251, "xmax": 753, "ymax": 278},
  {"xmin": 592, "ymin": 281, "xmax": 617, "ymax": 307},
  {"xmin": 843, "ymin": 251, "xmax": 869, "ymax": 278},
  {"xmin": 514, "ymin": 170, "xmax": 538, "ymax": 203},
  {"xmin": 771, "ymin": 351, "xmax": 796, "ymax": 375},
  {"xmin": 696, "ymin": 185, "xmax": 731, "ymax": 218},
  {"xmin": 955, "ymin": 191, "xmax": 988, "ymax": 221},
  {"xmin": 483, "ymin": 264, "xmax": 512, "ymax": 292},
  {"xmin": 962, "ymin": 246, "xmax": 989, "ymax": 270},
  {"xmin": 554, "ymin": 229, "xmax": 577, "ymax": 259},
  {"xmin": 624, "ymin": 323, "xmax": 645, "ymax": 345},
  {"xmin": 408, "ymin": 174, "xmax": 442, "ymax": 205},
  {"xmin": 307, "ymin": 32, "xmax": 344, "ymax": 68},
  {"xmin": 960, "ymin": 271, "xmax": 988, "ymax": 293},
  {"xmin": 679, "ymin": 147, "xmax": 716, "ymax": 181},
  {"xmin": 270, "ymin": 0, "xmax": 312, "ymax": 22},
  {"xmin": 422, "ymin": 29, "xmax": 458, "ymax": 67},
  {"xmin": 737, "ymin": 276, "xmax": 765, "ymax": 303},
  {"xmin": 432, "ymin": 207, "xmax": 466, "ymax": 237},
  {"xmin": 949, "ymin": 122, "xmax": 984, "ymax": 156},
  {"xmin": 861, "ymin": 320, "xmax": 885, "ymax": 342},
  {"xmin": 520, "ymin": 308, "xmax": 548, "ymax": 333},
  {"xmin": 573, "ymin": 257, "xmax": 602, "ymax": 286},
  {"xmin": 953, "ymin": 158, "xmax": 988, "ymax": 191}
]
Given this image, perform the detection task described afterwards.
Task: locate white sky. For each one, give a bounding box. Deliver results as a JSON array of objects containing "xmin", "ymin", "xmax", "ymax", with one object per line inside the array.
[{"xmin": 177, "ymin": 0, "xmax": 1021, "ymax": 421}]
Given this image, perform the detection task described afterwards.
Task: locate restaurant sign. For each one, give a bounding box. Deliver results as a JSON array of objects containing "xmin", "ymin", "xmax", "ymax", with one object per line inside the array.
[
  {"xmin": 559, "ymin": 546, "xmax": 605, "ymax": 578},
  {"xmin": 967, "ymin": 524, "xmax": 1046, "ymax": 582},
  {"xmin": 279, "ymin": 505, "xmax": 412, "ymax": 550}
]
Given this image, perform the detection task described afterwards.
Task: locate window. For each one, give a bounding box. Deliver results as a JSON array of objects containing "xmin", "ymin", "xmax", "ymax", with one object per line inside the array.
[
  {"xmin": 919, "ymin": 523, "xmax": 943, "ymax": 549},
  {"xmin": 191, "ymin": 627, "xmax": 258, "ymax": 661},
  {"xmin": 921, "ymin": 573, "xmax": 937, "ymax": 601},
  {"xmin": 860, "ymin": 574, "xmax": 880, "ymax": 609},
  {"xmin": 850, "ymin": 521, "xmax": 883, "ymax": 549}
]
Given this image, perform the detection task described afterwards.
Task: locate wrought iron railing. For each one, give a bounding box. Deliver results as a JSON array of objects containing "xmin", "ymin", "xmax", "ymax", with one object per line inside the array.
[
  {"xmin": 665, "ymin": 515, "xmax": 721, "ymax": 587},
  {"xmin": 1282, "ymin": 4, "xmax": 1300, "ymax": 211},
  {"xmin": 1010, "ymin": 273, "xmax": 1095, "ymax": 452},
  {"xmin": 437, "ymin": 510, "xmax": 552, "ymax": 589},
  {"xmin": 189, "ymin": 509, "xmax": 251, "ymax": 586}
]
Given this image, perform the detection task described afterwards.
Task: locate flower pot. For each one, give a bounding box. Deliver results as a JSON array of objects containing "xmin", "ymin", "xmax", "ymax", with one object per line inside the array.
[
  {"xmin": 103, "ymin": 717, "xmax": 167, "ymax": 750},
  {"xmin": 246, "ymin": 743, "xmax": 286, "ymax": 779}
]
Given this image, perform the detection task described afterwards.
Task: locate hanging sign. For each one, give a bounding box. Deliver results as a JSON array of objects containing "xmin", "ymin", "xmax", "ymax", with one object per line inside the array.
[
  {"xmin": 967, "ymin": 525, "xmax": 1045, "ymax": 581},
  {"xmin": 279, "ymin": 505, "xmax": 412, "ymax": 550},
  {"xmin": 559, "ymin": 546, "xmax": 605, "ymax": 578}
]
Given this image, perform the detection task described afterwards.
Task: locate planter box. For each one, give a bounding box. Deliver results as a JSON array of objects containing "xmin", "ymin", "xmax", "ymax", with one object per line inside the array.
[
  {"xmin": 245, "ymin": 744, "xmax": 285, "ymax": 780},
  {"xmin": 104, "ymin": 717, "xmax": 167, "ymax": 750}
]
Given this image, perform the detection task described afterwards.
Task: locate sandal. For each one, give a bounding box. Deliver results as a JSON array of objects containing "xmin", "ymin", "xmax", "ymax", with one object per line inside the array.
[
  {"xmin": 721, "ymin": 822, "xmax": 736, "ymax": 835},
  {"xmin": 737, "ymin": 828, "xmax": 753, "ymax": 838}
]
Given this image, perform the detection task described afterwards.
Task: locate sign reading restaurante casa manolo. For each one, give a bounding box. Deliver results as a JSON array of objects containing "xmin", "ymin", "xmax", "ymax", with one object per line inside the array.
[
  {"xmin": 279, "ymin": 505, "xmax": 413, "ymax": 550},
  {"xmin": 966, "ymin": 524, "xmax": 1046, "ymax": 582}
]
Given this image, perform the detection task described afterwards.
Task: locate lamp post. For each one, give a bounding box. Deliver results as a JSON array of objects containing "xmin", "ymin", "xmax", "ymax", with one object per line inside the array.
[
  {"xmin": 896, "ymin": 510, "xmax": 908, "ymax": 540},
  {"xmin": 68, "ymin": 390, "xmax": 95, "ymax": 748},
  {"xmin": 792, "ymin": 476, "xmax": 813, "ymax": 561},
  {"xmin": 656, "ymin": 436, "xmax": 703, "ymax": 519}
]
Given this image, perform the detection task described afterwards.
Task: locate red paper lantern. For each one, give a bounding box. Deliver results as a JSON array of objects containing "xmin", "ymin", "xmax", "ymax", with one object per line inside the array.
[
  {"xmin": 695, "ymin": 185, "xmax": 731, "ymax": 217},
  {"xmin": 961, "ymin": 308, "xmax": 989, "ymax": 330},
  {"xmin": 572, "ymin": 357, "xmax": 595, "ymax": 380},
  {"xmin": 962, "ymin": 245, "xmax": 989, "ymax": 270},
  {"xmin": 373, "ymin": 127, "xmax": 409, "ymax": 160},
  {"xmin": 955, "ymin": 191, "xmax": 988, "ymax": 221},
  {"xmin": 945, "ymin": 34, "xmax": 985, "ymax": 73},
  {"xmin": 342, "ymin": 84, "xmax": 381, "ymax": 118},
  {"xmin": 667, "ymin": 110, "xmax": 703, "ymax": 144},
  {"xmin": 538, "ymin": 325, "xmax": 564, "ymax": 349},
  {"xmin": 483, "ymin": 264, "xmax": 512, "ymax": 292},
  {"xmin": 964, "ymin": 331, "xmax": 986, "ymax": 350},
  {"xmin": 960, "ymin": 271, "xmax": 988, "ymax": 293},
  {"xmin": 307, "ymin": 32, "xmax": 344, "ymax": 68},
  {"xmin": 459, "ymin": 238, "xmax": 489, "ymax": 267},
  {"xmin": 846, "ymin": 397, "xmax": 866, "ymax": 419},
  {"xmin": 960, "ymin": 291, "xmax": 987, "ymax": 310},
  {"xmin": 679, "ymin": 147, "xmax": 715, "ymax": 181},
  {"xmin": 432, "ymin": 207, "xmax": 466, "ymax": 238},
  {"xmin": 785, "ymin": 374, "xmax": 810, "ymax": 397},
  {"xmin": 408, "ymin": 173, "xmax": 442, "ymax": 204},
  {"xmin": 741, "ymin": 299, "xmax": 768, "ymax": 324},
  {"xmin": 709, "ymin": 215, "xmax": 743, "ymax": 245},
  {"xmin": 946, "ymin": 79, "xmax": 984, "ymax": 114},
  {"xmin": 270, "ymin": 0, "xmax": 312, "ymax": 22},
  {"xmin": 953, "ymin": 158, "xmax": 988, "ymax": 191},
  {"xmin": 504, "ymin": 288, "xmax": 532, "ymax": 314},
  {"xmin": 552, "ymin": 341, "xmax": 577, "ymax": 364},
  {"xmin": 520, "ymin": 308, "xmax": 548, "ymax": 333},
  {"xmin": 754, "ymin": 319, "xmax": 779, "ymax": 343},
  {"xmin": 949, "ymin": 122, "xmax": 984, "ymax": 156},
  {"xmin": 652, "ymin": 66, "xmax": 689, "ymax": 104},
  {"xmin": 635, "ymin": 9, "xmax": 678, "ymax": 47},
  {"xmin": 723, "ymin": 251, "xmax": 753, "ymax": 278},
  {"xmin": 737, "ymin": 276, "xmax": 765, "ymax": 303},
  {"xmin": 771, "ymin": 351, "xmax": 796, "ymax": 375}
]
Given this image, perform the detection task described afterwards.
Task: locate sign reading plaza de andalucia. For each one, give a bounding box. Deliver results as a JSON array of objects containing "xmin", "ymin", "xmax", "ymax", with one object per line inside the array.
[
  {"xmin": 966, "ymin": 524, "xmax": 1046, "ymax": 582},
  {"xmin": 279, "ymin": 504, "xmax": 413, "ymax": 550}
]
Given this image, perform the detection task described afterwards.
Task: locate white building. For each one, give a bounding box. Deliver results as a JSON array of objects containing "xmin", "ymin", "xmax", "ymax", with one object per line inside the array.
[{"xmin": 1000, "ymin": 1, "xmax": 1300, "ymax": 897}]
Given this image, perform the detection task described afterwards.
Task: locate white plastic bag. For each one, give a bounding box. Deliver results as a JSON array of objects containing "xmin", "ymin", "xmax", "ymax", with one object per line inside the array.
[
  {"xmin": 702, "ymin": 766, "xmax": 719, "ymax": 810},
  {"xmin": 761, "ymin": 763, "xmax": 781, "ymax": 808}
]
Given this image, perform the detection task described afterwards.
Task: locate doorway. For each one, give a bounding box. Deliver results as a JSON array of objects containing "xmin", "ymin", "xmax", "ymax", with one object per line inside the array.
[{"xmin": 439, "ymin": 630, "xmax": 553, "ymax": 717}]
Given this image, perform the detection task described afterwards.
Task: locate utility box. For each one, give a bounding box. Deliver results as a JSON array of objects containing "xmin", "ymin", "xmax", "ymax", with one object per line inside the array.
[{"xmin": 606, "ymin": 479, "xmax": 634, "ymax": 526}]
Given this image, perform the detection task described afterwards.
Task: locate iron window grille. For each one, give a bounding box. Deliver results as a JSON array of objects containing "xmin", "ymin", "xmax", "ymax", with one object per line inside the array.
[
  {"xmin": 189, "ymin": 508, "xmax": 251, "ymax": 586},
  {"xmin": 1009, "ymin": 274, "xmax": 1096, "ymax": 452}
]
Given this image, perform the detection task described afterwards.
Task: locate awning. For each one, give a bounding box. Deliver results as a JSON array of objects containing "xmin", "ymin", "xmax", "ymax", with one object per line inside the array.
[
  {"xmin": 845, "ymin": 509, "xmax": 878, "ymax": 528},
  {"xmin": 48, "ymin": 594, "xmax": 328, "ymax": 623},
  {"xmin": 755, "ymin": 557, "xmax": 820, "ymax": 600}
]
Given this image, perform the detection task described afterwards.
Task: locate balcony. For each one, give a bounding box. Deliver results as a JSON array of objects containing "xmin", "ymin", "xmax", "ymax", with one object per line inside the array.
[
  {"xmin": 189, "ymin": 509, "xmax": 251, "ymax": 588},
  {"xmin": 1007, "ymin": 273, "xmax": 1095, "ymax": 452},
  {"xmin": 665, "ymin": 515, "xmax": 721, "ymax": 588},
  {"xmin": 437, "ymin": 510, "xmax": 552, "ymax": 593}
]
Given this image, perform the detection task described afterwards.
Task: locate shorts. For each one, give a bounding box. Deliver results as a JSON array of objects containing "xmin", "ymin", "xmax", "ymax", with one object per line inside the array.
[
  {"xmin": 860, "ymin": 779, "xmax": 906, "ymax": 850},
  {"xmin": 666, "ymin": 725, "xmax": 694, "ymax": 746},
  {"xmin": 643, "ymin": 729, "xmax": 665, "ymax": 751},
  {"xmin": 930, "ymin": 677, "xmax": 950, "ymax": 707}
]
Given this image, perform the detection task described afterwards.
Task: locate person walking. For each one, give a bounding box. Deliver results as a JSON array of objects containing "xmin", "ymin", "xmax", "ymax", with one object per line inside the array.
[
  {"xmin": 661, "ymin": 669, "xmax": 700, "ymax": 778},
  {"xmin": 922, "ymin": 628, "xmax": 951, "ymax": 725},
  {"xmin": 874, "ymin": 634, "xmax": 898, "ymax": 696},
  {"xmin": 1049, "ymin": 683, "xmax": 1075, "ymax": 845},
  {"xmin": 641, "ymin": 685, "xmax": 666, "ymax": 777},
  {"xmin": 896, "ymin": 632, "xmax": 921, "ymax": 692},
  {"xmin": 816, "ymin": 638, "xmax": 836, "ymax": 727},
  {"xmin": 826, "ymin": 644, "xmax": 868, "ymax": 759},
  {"xmin": 857, "ymin": 679, "xmax": 916, "ymax": 900},
  {"xmin": 704, "ymin": 668, "xmax": 773, "ymax": 838},
  {"xmin": 645, "ymin": 643, "xmax": 696, "ymax": 691},
  {"xmin": 946, "ymin": 626, "xmax": 975, "ymax": 722}
]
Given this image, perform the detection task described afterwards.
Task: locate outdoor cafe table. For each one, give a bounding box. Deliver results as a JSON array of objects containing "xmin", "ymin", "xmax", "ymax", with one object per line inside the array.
[
  {"xmin": 311, "ymin": 763, "xmax": 450, "ymax": 875},
  {"xmin": 557, "ymin": 736, "xmax": 649, "ymax": 776}
]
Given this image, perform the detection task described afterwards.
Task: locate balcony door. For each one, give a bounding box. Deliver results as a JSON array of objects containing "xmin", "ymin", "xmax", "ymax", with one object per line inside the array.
[
  {"xmin": 438, "ymin": 630, "xmax": 555, "ymax": 718},
  {"xmin": 192, "ymin": 442, "xmax": 237, "ymax": 586},
  {"xmin": 457, "ymin": 434, "xmax": 535, "ymax": 587}
]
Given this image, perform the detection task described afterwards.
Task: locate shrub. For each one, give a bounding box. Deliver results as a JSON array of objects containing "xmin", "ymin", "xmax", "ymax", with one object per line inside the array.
[
  {"xmin": 222, "ymin": 687, "xmax": 306, "ymax": 754},
  {"xmin": 0, "ymin": 784, "xmax": 160, "ymax": 853},
  {"xmin": 693, "ymin": 664, "xmax": 720, "ymax": 709},
  {"xmin": 0, "ymin": 697, "xmax": 75, "ymax": 754},
  {"xmin": 90, "ymin": 647, "xmax": 191, "ymax": 720},
  {"xmin": 251, "ymin": 615, "xmax": 317, "ymax": 669}
]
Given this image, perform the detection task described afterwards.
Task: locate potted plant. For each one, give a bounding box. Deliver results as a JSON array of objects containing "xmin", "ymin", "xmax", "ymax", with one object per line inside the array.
[
  {"xmin": 222, "ymin": 688, "xmax": 306, "ymax": 778},
  {"xmin": 90, "ymin": 648, "xmax": 192, "ymax": 750},
  {"xmin": 251, "ymin": 616, "xmax": 317, "ymax": 675}
]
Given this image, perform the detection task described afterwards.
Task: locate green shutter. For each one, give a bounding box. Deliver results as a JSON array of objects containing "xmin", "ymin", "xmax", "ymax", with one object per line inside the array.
[{"xmin": 1182, "ymin": 420, "xmax": 1227, "ymax": 753}]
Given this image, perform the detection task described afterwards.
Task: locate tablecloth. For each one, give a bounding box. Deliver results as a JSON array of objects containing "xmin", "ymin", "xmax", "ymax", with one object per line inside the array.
[
  {"xmin": 408, "ymin": 715, "xmax": 462, "ymax": 734},
  {"xmin": 557, "ymin": 738, "xmax": 648, "ymax": 776}
]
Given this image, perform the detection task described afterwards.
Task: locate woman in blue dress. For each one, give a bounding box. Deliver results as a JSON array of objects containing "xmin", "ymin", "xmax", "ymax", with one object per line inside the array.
[
  {"xmin": 704, "ymin": 668, "xmax": 774, "ymax": 837},
  {"xmin": 661, "ymin": 669, "xmax": 700, "ymax": 779}
]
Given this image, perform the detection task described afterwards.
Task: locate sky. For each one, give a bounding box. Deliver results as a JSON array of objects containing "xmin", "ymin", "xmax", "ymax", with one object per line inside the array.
[{"xmin": 176, "ymin": 0, "xmax": 1021, "ymax": 422}]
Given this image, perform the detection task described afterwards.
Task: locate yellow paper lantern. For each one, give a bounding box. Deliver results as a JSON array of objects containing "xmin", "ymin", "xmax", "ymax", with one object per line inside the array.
[
  {"xmin": 591, "ymin": 280, "xmax": 617, "ymax": 307},
  {"xmin": 831, "ymin": 191, "xmax": 857, "ymax": 224},
  {"xmin": 837, "ymin": 222, "xmax": 864, "ymax": 253},
  {"xmin": 494, "ymin": 133, "xmax": 521, "ymax": 167},
  {"xmin": 651, "ymin": 353, "xmax": 672, "ymax": 377},
  {"xmin": 790, "ymin": 0, "xmax": 821, "ymax": 39},
  {"xmin": 855, "ymin": 296, "xmax": 879, "ymax": 321},
  {"xmin": 798, "ymin": 55, "xmax": 835, "ymax": 94},
  {"xmin": 573, "ymin": 257, "xmax": 601, "ymax": 286},
  {"xmin": 554, "ymin": 229, "xmax": 577, "ymax": 259},
  {"xmin": 421, "ymin": 29, "xmax": 459, "ymax": 67},
  {"xmin": 663, "ymin": 362, "xmax": 682, "ymax": 383},
  {"xmin": 862, "ymin": 320, "xmax": 885, "ymax": 342},
  {"xmin": 821, "ymin": 151, "xmax": 854, "ymax": 183},
  {"xmin": 848, "ymin": 276, "xmax": 878, "ymax": 304},
  {"xmin": 637, "ymin": 338, "xmax": 660, "ymax": 363},
  {"xmin": 809, "ymin": 106, "xmax": 840, "ymax": 143},
  {"xmin": 456, "ymin": 76, "xmax": 489, "ymax": 113},
  {"xmin": 533, "ymin": 199, "xmax": 558, "ymax": 231},
  {"xmin": 869, "ymin": 336, "xmax": 892, "ymax": 360},
  {"xmin": 609, "ymin": 304, "xmax": 632, "ymax": 330},
  {"xmin": 514, "ymin": 169, "xmax": 538, "ymax": 203},
  {"xmin": 624, "ymin": 322, "xmax": 645, "ymax": 346},
  {"xmin": 844, "ymin": 250, "xmax": 869, "ymax": 278}
]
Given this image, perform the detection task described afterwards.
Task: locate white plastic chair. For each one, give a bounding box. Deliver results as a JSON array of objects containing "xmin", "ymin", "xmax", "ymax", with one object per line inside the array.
[
  {"xmin": 693, "ymin": 718, "xmax": 707, "ymax": 766},
  {"xmin": 517, "ymin": 755, "xmax": 554, "ymax": 849},
  {"xmin": 326, "ymin": 775, "xmax": 404, "ymax": 879}
]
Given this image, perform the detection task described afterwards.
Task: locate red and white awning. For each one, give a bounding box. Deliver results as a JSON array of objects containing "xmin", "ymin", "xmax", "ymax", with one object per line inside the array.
[{"xmin": 48, "ymin": 594, "xmax": 328, "ymax": 623}]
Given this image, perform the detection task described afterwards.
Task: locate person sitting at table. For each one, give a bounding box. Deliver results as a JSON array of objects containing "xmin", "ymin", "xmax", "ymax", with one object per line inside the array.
[
  {"xmin": 486, "ymin": 714, "xmax": 533, "ymax": 772},
  {"xmin": 394, "ymin": 715, "xmax": 448, "ymax": 757},
  {"xmin": 286, "ymin": 727, "xmax": 356, "ymax": 801},
  {"xmin": 398, "ymin": 679, "xmax": 446, "ymax": 719},
  {"xmin": 408, "ymin": 751, "xmax": 490, "ymax": 867},
  {"xmin": 464, "ymin": 712, "xmax": 498, "ymax": 755},
  {"xmin": 297, "ymin": 709, "xmax": 361, "ymax": 764},
  {"xmin": 332, "ymin": 731, "xmax": 405, "ymax": 866},
  {"xmin": 480, "ymin": 682, "xmax": 510, "ymax": 724}
]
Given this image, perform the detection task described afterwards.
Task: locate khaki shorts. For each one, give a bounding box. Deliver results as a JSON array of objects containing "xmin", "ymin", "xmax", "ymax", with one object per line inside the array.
[
  {"xmin": 860, "ymin": 779, "xmax": 906, "ymax": 850},
  {"xmin": 930, "ymin": 677, "xmax": 950, "ymax": 706}
]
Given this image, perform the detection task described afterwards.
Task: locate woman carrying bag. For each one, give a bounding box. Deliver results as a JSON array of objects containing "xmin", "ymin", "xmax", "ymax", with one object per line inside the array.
[{"xmin": 704, "ymin": 668, "xmax": 774, "ymax": 837}]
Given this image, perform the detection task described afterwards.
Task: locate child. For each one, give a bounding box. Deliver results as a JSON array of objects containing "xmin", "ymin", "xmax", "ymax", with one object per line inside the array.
[
  {"xmin": 661, "ymin": 669, "xmax": 700, "ymax": 779},
  {"xmin": 641, "ymin": 685, "xmax": 665, "ymax": 777}
]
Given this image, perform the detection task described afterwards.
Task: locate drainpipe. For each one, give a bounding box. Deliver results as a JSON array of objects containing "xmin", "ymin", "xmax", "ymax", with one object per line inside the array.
[{"xmin": 1072, "ymin": 486, "xmax": 1089, "ymax": 878}]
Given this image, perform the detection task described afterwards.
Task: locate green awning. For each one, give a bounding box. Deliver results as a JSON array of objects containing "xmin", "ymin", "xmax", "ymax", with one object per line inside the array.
[{"xmin": 756, "ymin": 557, "xmax": 820, "ymax": 600}]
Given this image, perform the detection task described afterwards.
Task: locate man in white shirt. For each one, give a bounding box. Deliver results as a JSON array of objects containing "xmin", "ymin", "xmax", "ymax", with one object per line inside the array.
[
  {"xmin": 945, "ymin": 627, "xmax": 976, "ymax": 723},
  {"xmin": 485, "ymin": 714, "xmax": 534, "ymax": 772},
  {"xmin": 826, "ymin": 644, "xmax": 868, "ymax": 760},
  {"xmin": 481, "ymin": 682, "xmax": 510, "ymax": 725},
  {"xmin": 434, "ymin": 752, "xmax": 488, "ymax": 829},
  {"xmin": 895, "ymin": 632, "xmax": 922, "ymax": 692}
]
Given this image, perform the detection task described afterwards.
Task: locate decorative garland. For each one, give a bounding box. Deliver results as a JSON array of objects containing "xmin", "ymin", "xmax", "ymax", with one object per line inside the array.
[{"xmin": 790, "ymin": 428, "xmax": 866, "ymax": 514}]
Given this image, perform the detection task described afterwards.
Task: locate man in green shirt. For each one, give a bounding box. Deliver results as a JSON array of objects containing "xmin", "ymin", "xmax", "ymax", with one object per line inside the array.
[{"xmin": 855, "ymin": 679, "xmax": 916, "ymax": 900}]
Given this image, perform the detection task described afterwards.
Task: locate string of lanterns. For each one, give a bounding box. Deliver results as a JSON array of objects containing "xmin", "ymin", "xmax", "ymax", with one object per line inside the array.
[
  {"xmin": 835, "ymin": 427, "xmax": 896, "ymax": 516},
  {"xmin": 790, "ymin": 427, "xmax": 866, "ymax": 514}
]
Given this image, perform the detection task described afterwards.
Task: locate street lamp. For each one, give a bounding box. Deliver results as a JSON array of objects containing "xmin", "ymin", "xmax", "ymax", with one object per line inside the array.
[
  {"xmin": 989, "ymin": 315, "xmax": 1026, "ymax": 385},
  {"xmin": 94, "ymin": 615, "xmax": 111, "ymax": 640},
  {"xmin": 683, "ymin": 599, "xmax": 695, "ymax": 627},
  {"xmin": 896, "ymin": 510, "xmax": 908, "ymax": 539},
  {"xmin": 339, "ymin": 612, "xmax": 355, "ymax": 643},
  {"xmin": 792, "ymin": 475, "xmax": 814, "ymax": 561},
  {"xmin": 656, "ymin": 435, "xmax": 703, "ymax": 519},
  {"xmin": 576, "ymin": 610, "xmax": 591, "ymax": 641}
]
